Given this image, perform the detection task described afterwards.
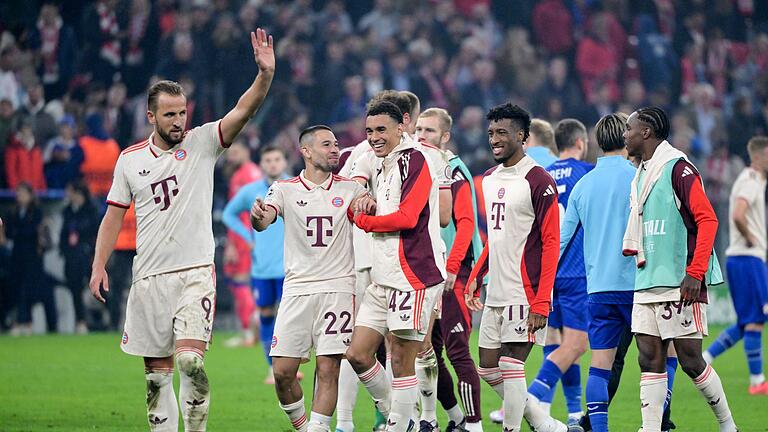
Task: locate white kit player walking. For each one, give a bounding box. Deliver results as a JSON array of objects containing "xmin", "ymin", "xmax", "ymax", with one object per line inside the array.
[
  {"xmin": 466, "ymin": 103, "xmax": 572, "ymax": 432},
  {"xmin": 250, "ymin": 125, "xmax": 375, "ymax": 432},
  {"xmin": 89, "ymin": 29, "xmax": 275, "ymax": 432}
]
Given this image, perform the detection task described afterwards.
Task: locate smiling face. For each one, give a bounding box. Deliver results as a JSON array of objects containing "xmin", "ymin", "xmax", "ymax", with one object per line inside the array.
[
  {"xmin": 302, "ymin": 129, "xmax": 340, "ymax": 173},
  {"xmin": 366, "ymin": 114, "xmax": 403, "ymax": 157},
  {"xmin": 488, "ymin": 118, "xmax": 524, "ymax": 165},
  {"xmin": 147, "ymin": 93, "xmax": 187, "ymax": 146}
]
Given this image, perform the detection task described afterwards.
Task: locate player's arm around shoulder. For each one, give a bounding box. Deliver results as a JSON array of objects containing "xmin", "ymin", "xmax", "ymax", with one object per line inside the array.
[{"xmin": 219, "ymin": 28, "xmax": 275, "ymax": 146}]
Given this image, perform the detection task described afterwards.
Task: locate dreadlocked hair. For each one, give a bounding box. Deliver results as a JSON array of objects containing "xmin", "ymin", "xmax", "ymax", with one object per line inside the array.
[{"xmin": 636, "ymin": 106, "xmax": 670, "ymax": 140}]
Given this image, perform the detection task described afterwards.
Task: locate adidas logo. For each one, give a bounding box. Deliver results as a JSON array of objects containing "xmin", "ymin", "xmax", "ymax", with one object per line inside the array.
[
  {"xmin": 343, "ymin": 338, "xmax": 351, "ymax": 346},
  {"xmin": 708, "ymin": 398, "xmax": 720, "ymax": 406},
  {"xmin": 450, "ymin": 323, "xmax": 465, "ymax": 334},
  {"xmin": 681, "ymin": 319, "xmax": 692, "ymax": 328},
  {"xmin": 421, "ymin": 390, "xmax": 433, "ymax": 397},
  {"xmin": 149, "ymin": 416, "xmax": 168, "ymax": 425},
  {"xmin": 641, "ymin": 403, "xmax": 649, "ymax": 408},
  {"xmin": 187, "ymin": 399, "xmax": 206, "ymax": 407},
  {"xmin": 681, "ymin": 166, "xmax": 694, "ymax": 177},
  {"xmin": 542, "ymin": 185, "xmax": 555, "ymax": 197},
  {"xmin": 297, "ymin": 200, "xmax": 307, "ymax": 207},
  {"xmin": 400, "ymin": 313, "xmax": 410, "ymax": 322},
  {"xmin": 139, "ymin": 169, "xmax": 150, "ymax": 176},
  {"xmin": 515, "ymin": 326, "xmax": 526, "ymax": 335},
  {"xmin": 387, "ymin": 419, "xmax": 397, "ymax": 426}
]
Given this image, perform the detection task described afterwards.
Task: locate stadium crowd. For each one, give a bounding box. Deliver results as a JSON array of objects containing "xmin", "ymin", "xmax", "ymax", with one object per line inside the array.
[{"xmin": 0, "ymin": 0, "xmax": 765, "ymax": 335}]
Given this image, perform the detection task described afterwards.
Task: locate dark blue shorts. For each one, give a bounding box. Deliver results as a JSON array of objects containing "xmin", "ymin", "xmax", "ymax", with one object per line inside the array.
[
  {"xmin": 726, "ymin": 256, "xmax": 768, "ymax": 326},
  {"xmin": 251, "ymin": 277, "xmax": 284, "ymax": 308},
  {"xmin": 548, "ymin": 277, "xmax": 588, "ymax": 331},
  {"xmin": 587, "ymin": 297, "xmax": 633, "ymax": 350}
]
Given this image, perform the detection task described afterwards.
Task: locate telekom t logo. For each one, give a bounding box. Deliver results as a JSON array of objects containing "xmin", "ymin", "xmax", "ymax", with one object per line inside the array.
[
  {"xmin": 306, "ymin": 216, "xmax": 333, "ymax": 247},
  {"xmin": 490, "ymin": 202, "xmax": 505, "ymax": 230},
  {"xmin": 150, "ymin": 175, "xmax": 179, "ymax": 211}
]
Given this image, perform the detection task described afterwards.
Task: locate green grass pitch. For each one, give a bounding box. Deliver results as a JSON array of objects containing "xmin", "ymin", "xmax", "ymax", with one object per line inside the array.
[{"xmin": 1, "ymin": 327, "xmax": 766, "ymax": 431}]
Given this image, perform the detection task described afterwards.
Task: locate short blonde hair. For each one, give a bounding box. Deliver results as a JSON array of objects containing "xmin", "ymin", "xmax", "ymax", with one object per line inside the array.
[
  {"xmin": 419, "ymin": 108, "xmax": 453, "ymax": 133},
  {"xmin": 530, "ymin": 118, "xmax": 555, "ymax": 152},
  {"xmin": 748, "ymin": 136, "xmax": 768, "ymax": 156}
]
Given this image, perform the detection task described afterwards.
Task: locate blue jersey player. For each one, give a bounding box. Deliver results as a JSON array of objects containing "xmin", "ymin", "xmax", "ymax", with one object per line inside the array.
[{"xmin": 527, "ymin": 119, "xmax": 593, "ymax": 425}]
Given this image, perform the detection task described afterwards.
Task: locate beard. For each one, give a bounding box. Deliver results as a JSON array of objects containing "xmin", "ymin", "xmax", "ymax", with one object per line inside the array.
[{"xmin": 157, "ymin": 126, "xmax": 184, "ymax": 145}]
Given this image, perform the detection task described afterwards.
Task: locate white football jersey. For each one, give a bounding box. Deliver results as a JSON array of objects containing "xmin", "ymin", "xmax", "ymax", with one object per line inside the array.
[
  {"xmin": 339, "ymin": 141, "xmax": 375, "ymax": 270},
  {"xmin": 107, "ymin": 121, "xmax": 226, "ymax": 281},
  {"xmin": 264, "ymin": 171, "xmax": 366, "ymax": 296}
]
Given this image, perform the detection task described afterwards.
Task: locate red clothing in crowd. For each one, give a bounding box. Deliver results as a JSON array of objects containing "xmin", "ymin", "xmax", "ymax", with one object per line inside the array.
[
  {"xmin": 532, "ymin": 0, "xmax": 573, "ymax": 54},
  {"xmin": 79, "ymin": 134, "xmax": 120, "ymax": 197},
  {"xmin": 576, "ymin": 36, "xmax": 620, "ymax": 102},
  {"xmin": 5, "ymin": 135, "xmax": 46, "ymax": 190}
]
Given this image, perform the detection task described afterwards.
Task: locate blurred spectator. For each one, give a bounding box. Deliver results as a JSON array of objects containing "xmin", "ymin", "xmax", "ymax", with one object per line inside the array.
[
  {"xmin": 59, "ymin": 180, "xmax": 99, "ymax": 334},
  {"xmin": 636, "ymin": 14, "xmax": 679, "ymax": 94},
  {"xmin": 79, "ymin": 113, "xmax": 119, "ymax": 198},
  {"xmin": 5, "ymin": 120, "xmax": 46, "ymax": 191},
  {"xmin": 358, "ymin": 0, "xmax": 399, "ymax": 43},
  {"xmin": 121, "ymin": 0, "xmax": 160, "ymax": 97},
  {"xmin": 576, "ymin": 13, "xmax": 620, "ymax": 104},
  {"xmin": 526, "ymin": 118, "xmax": 558, "ymax": 167},
  {"xmin": 328, "ymin": 75, "xmax": 366, "ymax": 130},
  {"xmin": 28, "ymin": 3, "xmax": 77, "ymax": 101},
  {"xmin": 459, "ymin": 59, "xmax": 505, "ymax": 114},
  {"xmin": 14, "ymin": 83, "xmax": 57, "ymax": 146},
  {"xmin": 0, "ymin": 47, "xmax": 20, "ymax": 109},
  {"xmin": 80, "ymin": 0, "xmax": 123, "ymax": 85},
  {"xmin": 454, "ymin": 105, "xmax": 488, "ymax": 170},
  {"xmin": 103, "ymin": 82, "xmax": 134, "ymax": 149},
  {"xmin": 6, "ymin": 182, "xmax": 56, "ymax": 335},
  {"xmin": 532, "ymin": 57, "xmax": 582, "ymax": 118},
  {"xmin": 728, "ymin": 94, "xmax": 763, "ymax": 162},
  {"xmin": 362, "ymin": 57, "xmax": 386, "ymax": 101},
  {"xmin": 684, "ymin": 82, "xmax": 724, "ymax": 157},
  {"xmin": 497, "ymin": 28, "xmax": 546, "ymax": 97},
  {"xmin": 43, "ymin": 114, "xmax": 83, "ymax": 189},
  {"xmin": 0, "ymin": 98, "xmax": 14, "ymax": 185},
  {"xmin": 532, "ymin": 0, "xmax": 574, "ymax": 55}
]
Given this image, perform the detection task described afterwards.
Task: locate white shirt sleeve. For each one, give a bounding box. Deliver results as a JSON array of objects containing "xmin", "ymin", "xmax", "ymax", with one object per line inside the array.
[
  {"xmin": 264, "ymin": 181, "xmax": 285, "ymax": 217},
  {"xmin": 106, "ymin": 155, "xmax": 132, "ymax": 207}
]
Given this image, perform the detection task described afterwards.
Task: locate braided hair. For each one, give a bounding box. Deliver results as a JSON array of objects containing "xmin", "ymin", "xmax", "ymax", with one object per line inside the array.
[{"xmin": 635, "ymin": 106, "xmax": 670, "ymax": 140}]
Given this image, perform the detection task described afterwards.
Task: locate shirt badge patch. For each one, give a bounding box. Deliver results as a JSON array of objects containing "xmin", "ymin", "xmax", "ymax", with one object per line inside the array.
[
  {"xmin": 497, "ymin": 187, "xmax": 505, "ymax": 199},
  {"xmin": 332, "ymin": 196, "xmax": 344, "ymax": 207},
  {"xmin": 174, "ymin": 149, "xmax": 187, "ymax": 161}
]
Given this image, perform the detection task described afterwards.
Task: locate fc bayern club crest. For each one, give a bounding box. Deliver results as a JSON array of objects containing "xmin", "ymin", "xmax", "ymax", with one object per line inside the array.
[
  {"xmin": 497, "ymin": 187, "xmax": 505, "ymax": 199},
  {"xmin": 331, "ymin": 196, "xmax": 344, "ymax": 207},
  {"xmin": 122, "ymin": 332, "xmax": 129, "ymax": 345},
  {"xmin": 174, "ymin": 149, "xmax": 187, "ymax": 160},
  {"xmin": 271, "ymin": 335, "xmax": 278, "ymax": 348}
]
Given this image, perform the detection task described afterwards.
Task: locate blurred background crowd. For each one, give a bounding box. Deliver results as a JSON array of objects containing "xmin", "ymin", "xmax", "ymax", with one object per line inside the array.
[{"xmin": 0, "ymin": 0, "xmax": 765, "ymax": 334}]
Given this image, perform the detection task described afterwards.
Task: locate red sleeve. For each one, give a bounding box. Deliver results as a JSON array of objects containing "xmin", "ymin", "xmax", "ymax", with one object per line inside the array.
[
  {"xmin": 355, "ymin": 151, "xmax": 432, "ymax": 233},
  {"xmin": 446, "ymin": 179, "xmax": 474, "ymax": 274},
  {"xmin": 466, "ymin": 242, "xmax": 488, "ymax": 297},
  {"xmin": 528, "ymin": 169, "xmax": 560, "ymax": 317},
  {"xmin": 671, "ymin": 160, "xmax": 718, "ymax": 281}
]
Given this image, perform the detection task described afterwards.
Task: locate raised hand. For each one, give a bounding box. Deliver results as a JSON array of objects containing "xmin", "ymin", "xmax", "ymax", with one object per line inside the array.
[{"xmin": 250, "ymin": 28, "xmax": 275, "ymax": 73}]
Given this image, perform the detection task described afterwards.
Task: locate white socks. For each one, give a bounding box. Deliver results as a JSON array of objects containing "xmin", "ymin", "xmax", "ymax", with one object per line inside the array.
[
  {"xmin": 390, "ymin": 376, "xmax": 417, "ymax": 432},
  {"xmin": 280, "ymin": 396, "xmax": 308, "ymax": 431},
  {"xmin": 693, "ymin": 365, "xmax": 737, "ymax": 431},
  {"xmin": 415, "ymin": 347, "xmax": 438, "ymax": 422},
  {"xmin": 478, "ymin": 366, "xmax": 504, "ymax": 398},
  {"xmin": 336, "ymin": 359, "xmax": 359, "ymax": 431},
  {"xmin": 308, "ymin": 411, "xmax": 332, "ymax": 432},
  {"xmin": 357, "ymin": 361, "xmax": 391, "ymax": 417},
  {"xmin": 145, "ymin": 367, "xmax": 178, "ymax": 432},
  {"xmin": 176, "ymin": 348, "xmax": 210, "ymax": 432},
  {"xmin": 640, "ymin": 372, "xmax": 667, "ymax": 432},
  {"xmin": 500, "ymin": 356, "xmax": 526, "ymax": 432}
]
